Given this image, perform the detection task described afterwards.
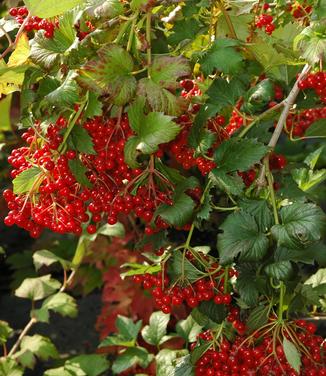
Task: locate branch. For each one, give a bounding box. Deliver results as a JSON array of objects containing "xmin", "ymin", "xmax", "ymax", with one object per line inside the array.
[{"xmin": 0, "ymin": 14, "xmax": 31, "ymax": 60}]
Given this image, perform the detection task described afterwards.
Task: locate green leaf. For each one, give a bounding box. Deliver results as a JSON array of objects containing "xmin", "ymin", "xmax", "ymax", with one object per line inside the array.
[
  {"xmin": 112, "ymin": 347, "xmax": 153, "ymax": 375},
  {"xmin": 137, "ymin": 78, "xmax": 186, "ymax": 116},
  {"xmin": 149, "ymin": 56, "xmax": 190, "ymax": 90},
  {"xmin": 42, "ymin": 292, "xmax": 78, "ymax": 318},
  {"xmin": 283, "ymin": 337, "xmax": 301, "ymax": 373},
  {"xmin": 98, "ymin": 335, "xmax": 135, "ymax": 348},
  {"xmin": 65, "ymin": 354, "xmax": 110, "ymax": 376},
  {"xmin": 142, "ymin": 311, "xmax": 170, "ymax": 346},
  {"xmin": 15, "ymin": 275, "xmax": 61, "ymax": 301},
  {"xmin": 176, "ymin": 315, "xmax": 202, "ymax": 343},
  {"xmin": 217, "ymin": 211, "xmax": 269, "ymax": 264},
  {"xmin": 168, "ymin": 19, "xmax": 201, "ymax": 46},
  {"xmin": 305, "ymin": 268, "xmax": 326, "ymax": 288},
  {"xmin": 190, "ymin": 342, "xmax": 211, "ymax": 364},
  {"xmin": 207, "ymin": 77, "xmax": 246, "ymax": 112},
  {"xmin": 20, "ymin": 335, "xmax": 59, "ymax": 361},
  {"xmin": 68, "ymin": 158, "xmax": 92, "ymax": 188},
  {"xmin": 305, "ymin": 119, "xmax": 326, "ymax": 137},
  {"xmin": 292, "ymin": 167, "xmax": 326, "ymax": 192},
  {"xmin": 120, "ymin": 262, "xmax": 161, "ymax": 278},
  {"xmin": 68, "ymin": 125, "xmax": 96, "ymax": 155},
  {"xmin": 44, "ymin": 367, "xmax": 71, "ymax": 376},
  {"xmin": 168, "ymin": 250, "xmax": 204, "ymax": 283},
  {"xmin": 274, "ymin": 244, "xmax": 326, "ymax": 266},
  {"xmin": 156, "ymin": 350, "xmax": 191, "ymax": 376},
  {"xmin": 304, "ymin": 146, "xmax": 325, "ymax": 170},
  {"xmin": 13, "ymin": 167, "xmax": 43, "ymax": 194},
  {"xmin": 30, "ymin": 12, "xmax": 77, "ymax": 69},
  {"xmin": 209, "ymin": 169, "xmax": 245, "ymax": 196},
  {"xmin": 271, "ymin": 203, "xmax": 326, "ymax": 248},
  {"xmin": 235, "ymin": 264, "xmax": 260, "ymax": 306},
  {"xmin": 24, "ymin": 0, "xmax": 84, "ymax": 18},
  {"xmin": 78, "ymin": 44, "xmax": 136, "ymax": 105},
  {"xmin": 33, "ymin": 249, "xmax": 70, "ymax": 270},
  {"xmin": 97, "ymin": 222, "xmax": 125, "ymax": 238},
  {"xmin": 116, "ymin": 316, "xmax": 142, "ymax": 341},
  {"xmin": 0, "ymin": 321, "xmax": 13, "ymax": 345},
  {"xmin": 89, "ymin": 0, "xmax": 124, "ymax": 18},
  {"xmin": 130, "ymin": 0, "xmax": 147, "ymax": 11},
  {"xmin": 213, "ymin": 138, "xmax": 268, "ymax": 173},
  {"xmin": 196, "ymin": 193, "xmax": 212, "ymax": 222},
  {"xmin": 155, "ymin": 177, "xmax": 197, "ymax": 227},
  {"xmin": 45, "ymin": 72, "xmax": 80, "ymax": 107},
  {"xmin": 198, "ymin": 301, "xmax": 227, "ymax": 324},
  {"xmin": 242, "ymin": 79, "xmax": 274, "ymax": 114},
  {"xmin": 84, "ymin": 92, "xmax": 103, "ymax": 119},
  {"xmin": 264, "ymin": 261, "xmax": 293, "ymax": 280},
  {"xmin": 200, "ymin": 38, "xmax": 244, "ymax": 75},
  {"xmin": 0, "ymin": 358, "xmax": 24, "ymax": 376},
  {"xmin": 239, "ymin": 199, "xmax": 273, "ymax": 231},
  {"xmin": 246, "ymin": 305, "xmax": 270, "ymax": 332}
]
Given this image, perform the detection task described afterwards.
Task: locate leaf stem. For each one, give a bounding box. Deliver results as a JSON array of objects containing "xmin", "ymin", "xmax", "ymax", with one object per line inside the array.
[
  {"xmin": 264, "ymin": 156, "xmax": 279, "ymax": 225},
  {"xmin": 58, "ymin": 96, "xmax": 88, "ymax": 153},
  {"xmin": 146, "ymin": 11, "xmax": 152, "ymax": 76},
  {"xmin": 212, "ymin": 204, "xmax": 238, "ymax": 211},
  {"xmin": 216, "ymin": 0, "xmax": 237, "ymax": 39},
  {"xmin": 278, "ymin": 282, "xmax": 286, "ymax": 321},
  {"xmin": 238, "ymin": 101, "xmax": 284, "ymax": 138}
]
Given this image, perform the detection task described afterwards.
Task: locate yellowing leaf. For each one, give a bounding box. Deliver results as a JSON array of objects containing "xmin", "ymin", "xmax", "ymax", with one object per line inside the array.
[
  {"xmin": 0, "ymin": 70, "xmax": 24, "ymax": 95},
  {"xmin": 8, "ymin": 33, "xmax": 30, "ymax": 67}
]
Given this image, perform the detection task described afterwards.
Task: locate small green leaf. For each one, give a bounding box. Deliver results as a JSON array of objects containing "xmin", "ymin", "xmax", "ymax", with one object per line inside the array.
[
  {"xmin": 305, "ymin": 119, "xmax": 326, "ymax": 137},
  {"xmin": 264, "ymin": 261, "xmax": 293, "ymax": 280},
  {"xmin": 116, "ymin": 316, "xmax": 142, "ymax": 341},
  {"xmin": 292, "ymin": 168, "xmax": 326, "ymax": 191},
  {"xmin": 68, "ymin": 158, "xmax": 92, "ymax": 188},
  {"xmin": 99, "ymin": 335, "xmax": 135, "ymax": 348},
  {"xmin": 190, "ymin": 342, "xmax": 211, "ymax": 364},
  {"xmin": 97, "ymin": 222, "xmax": 125, "ymax": 238},
  {"xmin": 112, "ymin": 347, "xmax": 153, "ymax": 375},
  {"xmin": 24, "ymin": 0, "xmax": 84, "ymax": 18},
  {"xmin": 271, "ymin": 203, "xmax": 326, "ymax": 248},
  {"xmin": 68, "ymin": 125, "xmax": 96, "ymax": 155},
  {"xmin": 207, "ymin": 77, "xmax": 246, "ymax": 112},
  {"xmin": 142, "ymin": 311, "xmax": 170, "ymax": 346},
  {"xmin": 283, "ymin": 337, "xmax": 301, "ymax": 373},
  {"xmin": 176, "ymin": 315, "xmax": 203, "ymax": 343},
  {"xmin": 0, "ymin": 357, "xmax": 24, "ymax": 376},
  {"xmin": 209, "ymin": 169, "xmax": 245, "ymax": 196},
  {"xmin": 65, "ymin": 354, "xmax": 110, "ymax": 376},
  {"xmin": 200, "ymin": 38, "xmax": 244, "ymax": 75},
  {"xmin": 305, "ymin": 268, "xmax": 326, "ymax": 287},
  {"xmin": 235, "ymin": 264, "xmax": 260, "ymax": 306},
  {"xmin": 304, "ymin": 146, "xmax": 325, "ymax": 169},
  {"xmin": 168, "ymin": 250, "xmax": 204, "ymax": 283},
  {"xmin": 198, "ymin": 301, "xmax": 227, "ymax": 324},
  {"xmin": 84, "ymin": 92, "xmax": 103, "ymax": 119},
  {"xmin": 155, "ymin": 177, "xmax": 197, "ymax": 227},
  {"xmin": 156, "ymin": 350, "xmax": 191, "ymax": 376},
  {"xmin": 15, "ymin": 275, "xmax": 61, "ymax": 301},
  {"xmin": 217, "ymin": 211, "xmax": 269, "ymax": 264},
  {"xmin": 246, "ymin": 305, "xmax": 270, "ymax": 332},
  {"xmin": 168, "ymin": 18, "xmax": 201, "ymax": 46},
  {"xmin": 214, "ymin": 138, "xmax": 268, "ymax": 173},
  {"xmin": 33, "ymin": 249, "xmax": 70, "ymax": 271},
  {"xmin": 239, "ymin": 199, "xmax": 273, "ymax": 231},
  {"xmin": 20, "ymin": 335, "xmax": 59, "ymax": 361},
  {"xmin": 0, "ymin": 321, "xmax": 13, "ymax": 345},
  {"xmin": 42, "ymin": 292, "xmax": 78, "ymax": 318},
  {"xmin": 13, "ymin": 167, "xmax": 43, "ymax": 194},
  {"xmin": 45, "ymin": 71, "xmax": 80, "ymax": 107}
]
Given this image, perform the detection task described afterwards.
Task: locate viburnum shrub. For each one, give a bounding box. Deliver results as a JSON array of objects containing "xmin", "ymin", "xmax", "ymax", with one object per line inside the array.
[{"xmin": 0, "ymin": 0, "xmax": 326, "ymax": 375}]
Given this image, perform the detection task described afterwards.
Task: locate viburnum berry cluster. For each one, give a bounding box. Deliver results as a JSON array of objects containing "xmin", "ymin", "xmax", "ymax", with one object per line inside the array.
[
  {"xmin": 0, "ymin": 0, "xmax": 325, "ymax": 375},
  {"xmin": 9, "ymin": 6, "xmax": 56, "ymax": 38}
]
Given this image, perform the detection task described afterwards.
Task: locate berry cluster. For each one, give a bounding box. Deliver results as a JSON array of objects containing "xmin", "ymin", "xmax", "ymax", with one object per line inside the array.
[
  {"xmin": 9, "ymin": 7, "xmax": 55, "ymax": 38},
  {"xmin": 298, "ymin": 72, "xmax": 326, "ymax": 104},
  {"xmin": 255, "ymin": 13, "xmax": 275, "ymax": 35},
  {"xmin": 286, "ymin": 107, "xmax": 326, "ymax": 137},
  {"xmin": 193, "ymin": 321, "xmax": 326, "ymax": 376},
  {"xmin": 133, "ymin": 255, "xmax": 236, "ymax": 314},
  {"xmin": 290, "ymin": 3, "xmax": 313, "ymax": 19}
]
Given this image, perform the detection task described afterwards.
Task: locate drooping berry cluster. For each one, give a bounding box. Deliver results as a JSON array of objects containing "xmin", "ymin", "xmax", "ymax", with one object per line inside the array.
[
  {"xmin": 286, "ymin": 107, "xmax": 326, "ymax": 137},
  {"xmin": 9, "ymin": 7, "xmax": 56, "ymax": 38},
  {"xmin": 133, "ymin": 253, "xmax": 237, "ymax": 314},
  {"xmin": 255, "ymin": 13, "xmax": 275, "ymax": 35},
  {"xmin": 193, "ymin": 321, "xmax": 326, "ymax": 376}
]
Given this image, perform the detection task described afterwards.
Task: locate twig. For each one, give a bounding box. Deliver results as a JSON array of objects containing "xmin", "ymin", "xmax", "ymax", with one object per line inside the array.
[
  {"xmin": 0, "ymin": 14, "xmax": 31, "ymax": 60},
  {"xmin": 8, "ymin": 317, "xmax": 37, "ymax": 356},
  {"xmin": 256, "ymin": 64, "xmax": 311, "ymax": 188},
  {"xmin": 161, "ymin": 5, "xmax": 182, "ymax": 23},
  {"xmin": 0, "ymin": 25, "xmax": 13, "ymax": 47}
]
